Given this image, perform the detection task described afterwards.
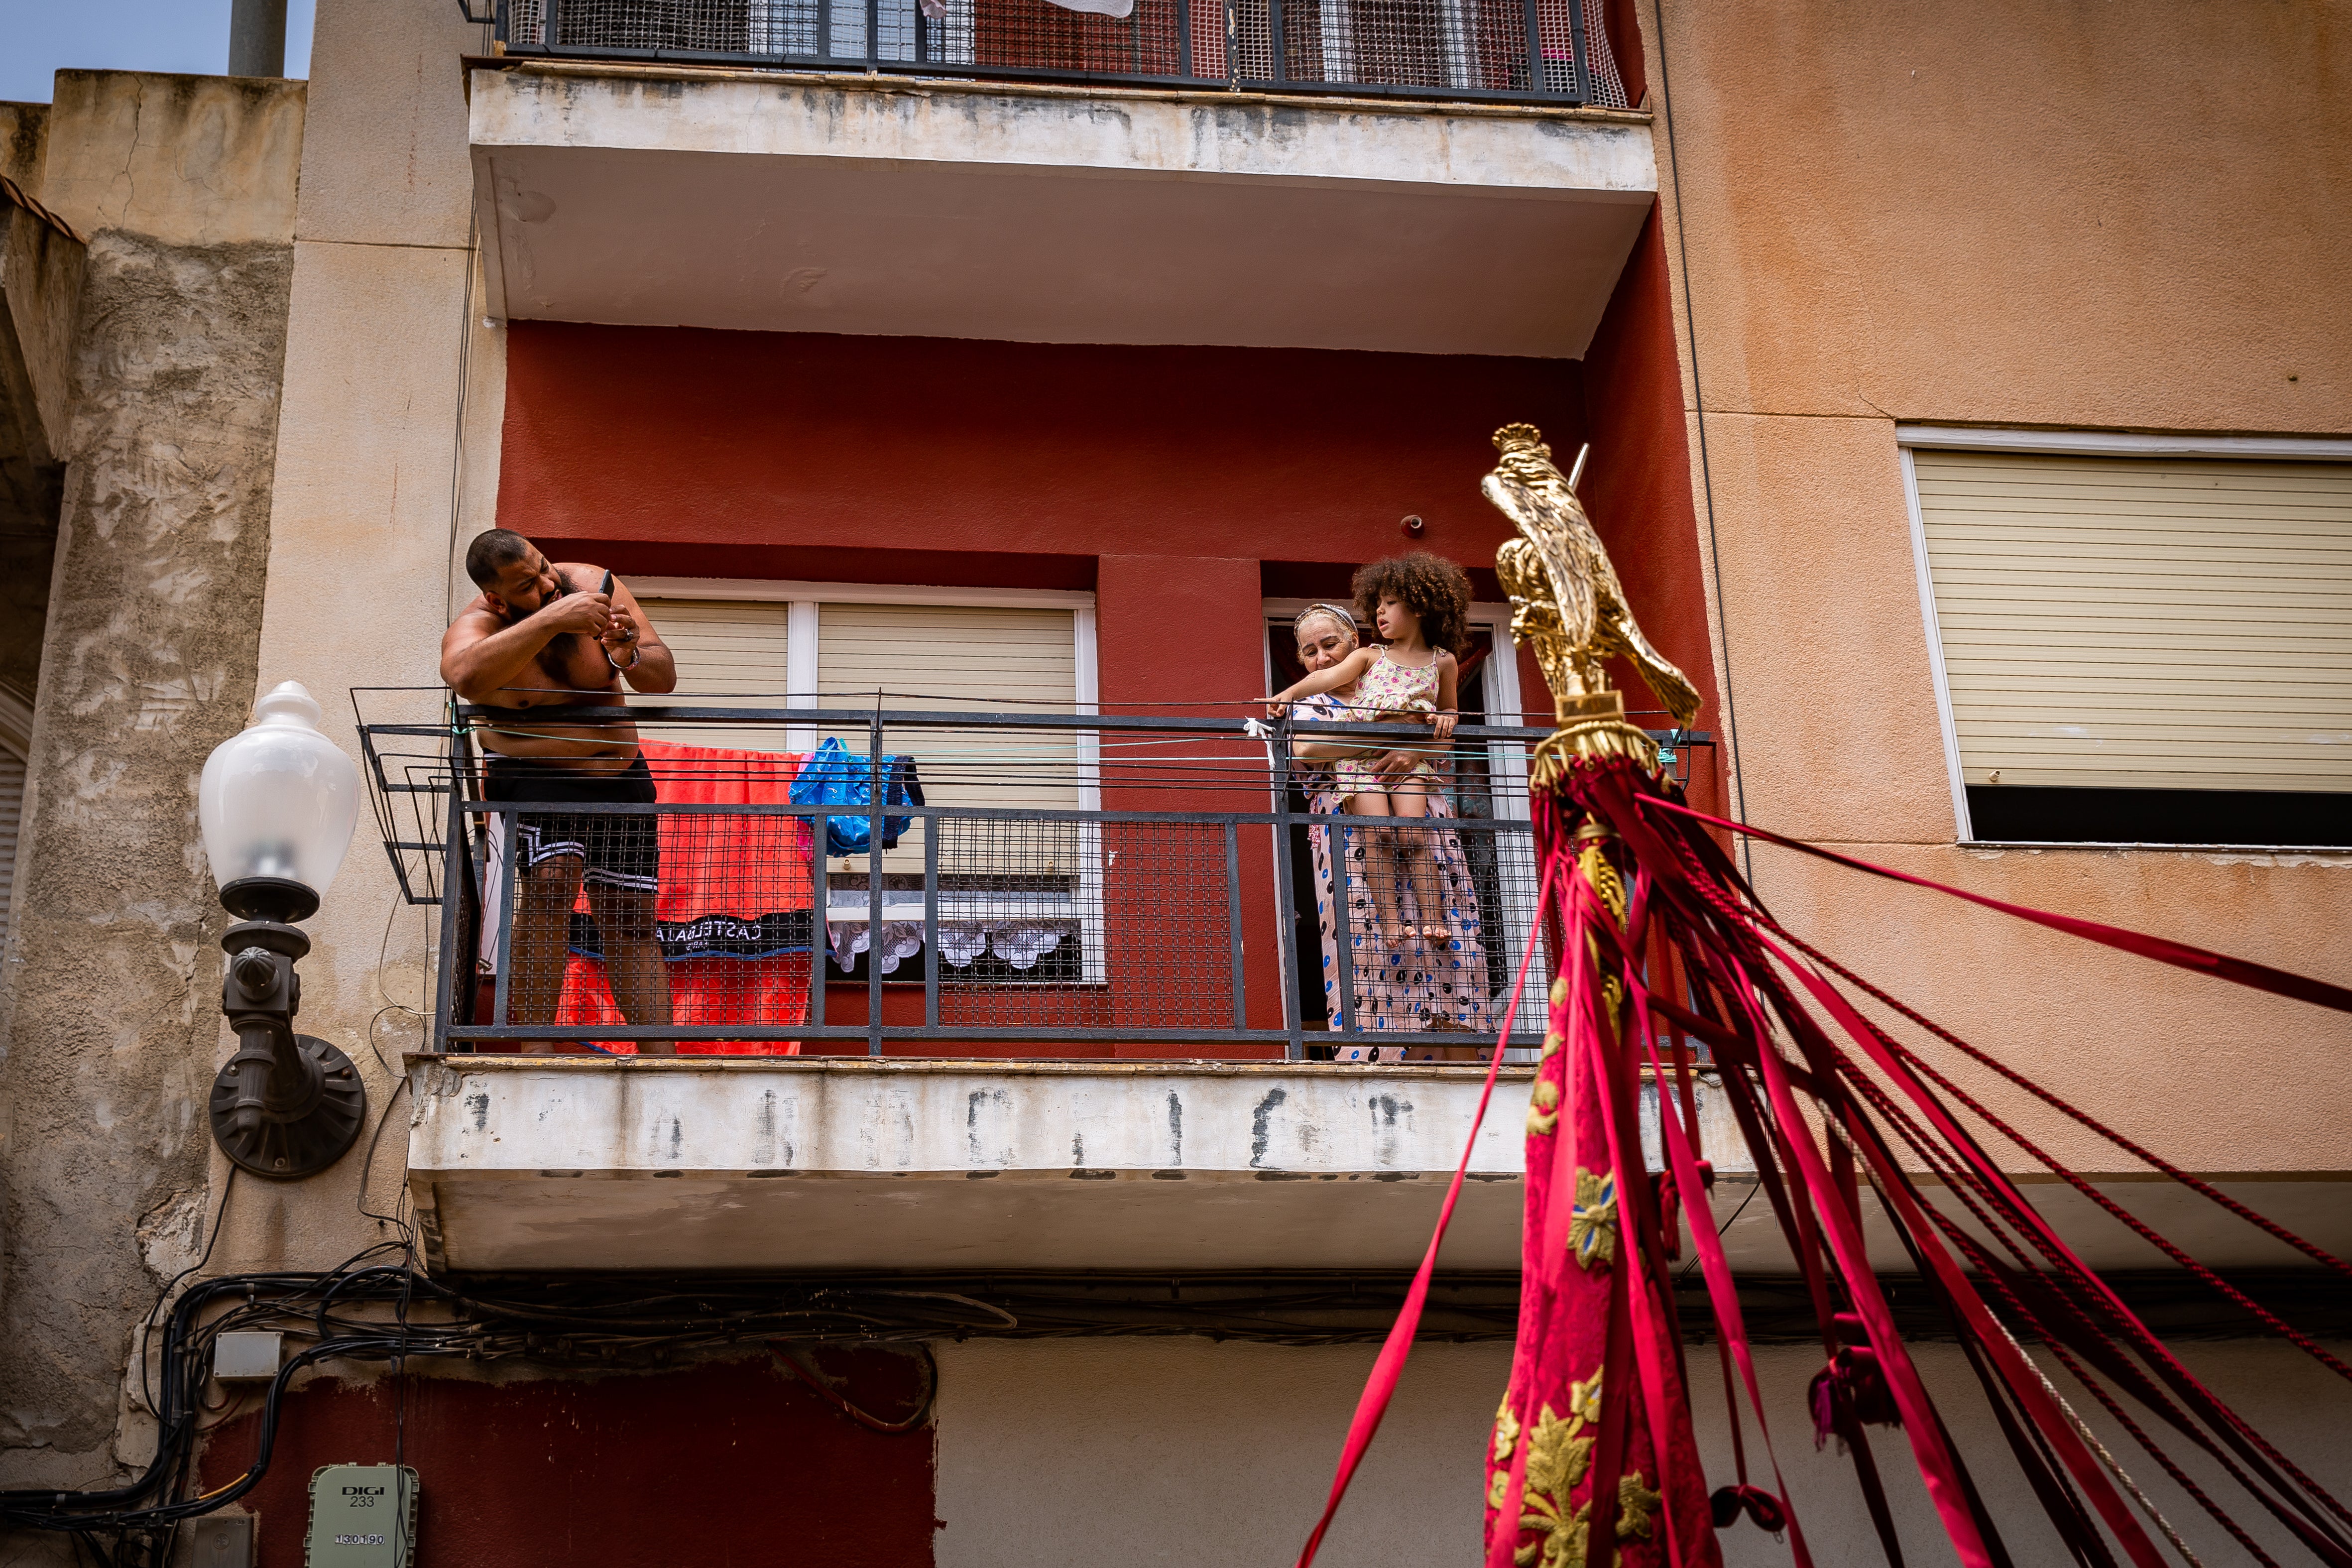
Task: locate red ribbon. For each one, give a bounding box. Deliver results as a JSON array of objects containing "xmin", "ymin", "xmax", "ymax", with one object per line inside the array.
[
  {"xmin": 1637, "ymin": 795, "xmax": 2352, "ymax": 1014},
  {"xmin": 1292, "ymin": 861, "xmax": 1556, "ymax": 1568}
]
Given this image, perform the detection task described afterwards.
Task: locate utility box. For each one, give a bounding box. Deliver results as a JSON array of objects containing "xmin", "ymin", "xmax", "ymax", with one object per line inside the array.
[
  {"xmin": 212, "ymin": 1331, "xmax": 283, "ymax": 1382},
  {"xmin": 304, "ymin": 1464, "xmax": 418, "ymax": 1567}
]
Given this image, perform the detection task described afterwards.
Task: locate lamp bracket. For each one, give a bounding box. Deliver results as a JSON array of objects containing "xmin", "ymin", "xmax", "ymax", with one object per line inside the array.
[
  {"xmin": 219, "ymin": 876, "xmax": 320, "ymax": 924},
  {"xmin": 210, "ymin": 1035, "xmax": 366, "ymax": 1179},
  {"xmin": 208, "ymin": 914, "xmax": 362, "ymax": 1180}
]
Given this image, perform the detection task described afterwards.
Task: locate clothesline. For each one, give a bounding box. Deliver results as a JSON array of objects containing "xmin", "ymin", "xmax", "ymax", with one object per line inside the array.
[{"xmin": 458, "ymin": 685, "xmax": 1618, "ymax": 716}]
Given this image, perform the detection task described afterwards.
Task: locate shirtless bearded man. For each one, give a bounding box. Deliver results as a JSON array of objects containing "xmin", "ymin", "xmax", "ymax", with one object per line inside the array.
[{"xmin": 440, "ymin": 529, "xmax": 679, "ymax": 1054}]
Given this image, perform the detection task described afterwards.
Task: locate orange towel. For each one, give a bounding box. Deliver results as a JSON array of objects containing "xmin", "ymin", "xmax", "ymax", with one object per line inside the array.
[{"xmin": 556, "ymin": 739, "xmax": 814, "ymax": 1055}]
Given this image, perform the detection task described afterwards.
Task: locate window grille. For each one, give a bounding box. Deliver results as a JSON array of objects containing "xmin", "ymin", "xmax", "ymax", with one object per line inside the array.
[{"xmin": 500, "ymin": 0, "xmax": 1623, "ymax": 103}]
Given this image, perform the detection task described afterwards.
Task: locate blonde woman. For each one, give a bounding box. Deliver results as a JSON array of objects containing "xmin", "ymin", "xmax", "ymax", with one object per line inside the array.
[{"xmin": 1279, "ymin": 601, "xmax": 1496, "ymax": 1052}]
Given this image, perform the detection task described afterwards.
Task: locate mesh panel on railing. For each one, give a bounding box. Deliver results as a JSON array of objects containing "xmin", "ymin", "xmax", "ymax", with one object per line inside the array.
[
  {"xmin": 1291, "ymin": 808, "xmax": 1546, "ymax": 1048},
  {"xmin": 469, "ymin": 807, "xmax": 1542, "ymax": 1049},
  {"xmin": 375, "ymin": 694, "xmax": 1666, "ymax": 1056},
  {"xmin": 503, "ymin": 0, "xmax": 1620, "ymax": 97},
  {"xmin": 930, "ymin": 815, "xmax": 1234, "ymax": 1029},
  {"xmin": 485, "ymin": 807, "xmax": 828, "ymax": 1044}
]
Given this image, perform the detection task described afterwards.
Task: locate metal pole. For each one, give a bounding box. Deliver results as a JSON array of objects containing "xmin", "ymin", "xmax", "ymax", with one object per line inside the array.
[
  {"xmin": 1328, "ymin": 807, "xmax": 1358, "ymax": 1041},
  {"xmin": 490, "ymin": 807, "xmax": 518, "ymax": 1033},
  {"xmin": 432, "ymin": 786, "xmax": 467, "ymax": 1055},
  {"xmin": 1222, "ymin": 822, "xmax": 1246, "ymax": 1033},
  {"xmin": 1562, "ymin": 0, "xmax": 1592, "ymax": 100},
  {"xmin": 1267, "ymin": 727, "xmax": 1305, "ymax": 1061},
  {"xmin": 924, "ymin": 811, "xmax": 941, "ymax": 1030},
  {"xmin": 808, "ymin": 808, "xmax": 828, "ymax": 1034},
  {"xmin": 1268, "ymin": 0, "xmax": 1286, "ymax": 82},
  {"xmin": 228, "ymin": 0, "xmax": 288, "ymax": 76},
  {"xmin": 1176, "ymin": 0, "xmax": 1193, "ymax": 79},
  {"xmin": 1521, "ymin": 0, "xmax": 1542, "ymax": 95},
  {"xmin": 867, "ymin": 703, "xmax": 885, "ymax": 1057}
]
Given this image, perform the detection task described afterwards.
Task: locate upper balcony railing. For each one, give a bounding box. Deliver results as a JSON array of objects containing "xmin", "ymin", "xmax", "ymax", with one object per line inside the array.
[
  {"xmin": 493, "ymin": 0, "xmax": 1631, "ymax": 107},
  {"xmin": 358, "ymin": 694, "xmax": 1709, "ymax": 1060}
]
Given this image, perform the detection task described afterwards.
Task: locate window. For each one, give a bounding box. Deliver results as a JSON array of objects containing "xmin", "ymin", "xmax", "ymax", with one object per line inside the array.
[
  {"xmin": 1902, "ymin": 431, "xmax": 2352, "ymax": 847},
  {"xmin": 1261, "ymin": 599, "xmax": 1550, "ymax": 1044},
  {"xmin": 633, "ymin": 582, "xmax": 1102, "ymax": 981}
]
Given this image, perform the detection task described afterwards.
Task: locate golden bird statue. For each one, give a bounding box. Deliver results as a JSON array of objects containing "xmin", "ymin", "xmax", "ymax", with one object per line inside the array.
[{"xmin": 1483, "ymin": 423, "xmax": 1701, "ymax": 780}]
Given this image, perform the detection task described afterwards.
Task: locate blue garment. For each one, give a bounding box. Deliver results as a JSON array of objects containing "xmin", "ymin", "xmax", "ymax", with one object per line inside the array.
[{"xmin": 788, "ymin": 737, "xmax": 924, "ymax": 856}]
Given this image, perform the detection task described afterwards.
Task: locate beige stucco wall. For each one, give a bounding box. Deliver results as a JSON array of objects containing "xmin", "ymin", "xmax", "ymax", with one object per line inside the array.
[
  {"xmin": 1634, "ymin": 0, "xmax": 2352, "ymax": 1174},
  {"xmin": 936, "ymin": 1334, "xmax": 2352, "ymax": 1566},
  {"xmin": 0, "ymin": 72, "xmax": 305, "ymax": 1500},
  {"xmin": 208, "ymin": 0, "xmax": 505, "ymax": 1283}
]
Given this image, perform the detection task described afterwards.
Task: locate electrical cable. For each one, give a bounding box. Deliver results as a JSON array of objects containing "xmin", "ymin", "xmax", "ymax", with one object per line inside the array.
[
  {"xmin": 138, "ymin": 1171, "xmax": 236, "ymax": 1426},
  {"xmin": 353, "ymin": 1074, "xmax": 416, "ymax": 1237},
  {"xmin": 769, "ymin": 1340, "xmax": 939, "ymax": 1433},
  {"xmin": 4, "ymin": 1259, "xmax": 1527, "ymax": 1549}
]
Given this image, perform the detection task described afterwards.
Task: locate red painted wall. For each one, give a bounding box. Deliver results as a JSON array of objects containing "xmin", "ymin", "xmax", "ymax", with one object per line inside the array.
[
  {"xmin": 498, "ymin": 317, "xmax": 1718, "ymax": 1026},
  {"xmin": 1573, "ymin": 202, "xmax": 1729, "ymax": 817},
  {"xmin": 197, "ymin": 1352, "xmax": 936, "ymax": 1568},
  {"xmin": 1603, "ymin": 0, "xmax": 1646, "ymax": 105},
  {"xmin": 500, "ymin": 324, "xmax": 1586, "ymax": 588}
]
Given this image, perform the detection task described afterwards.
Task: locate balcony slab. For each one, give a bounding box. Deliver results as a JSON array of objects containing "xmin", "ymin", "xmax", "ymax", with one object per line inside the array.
[
  {"xmin": 466, "ymin": 64, "xmax": 1656, "ymax": 355},
  {"xmin": 405, "ymin": 1055, "xmax": 2352, "ymax": 1280},
  {"xmin": 407, "ymin": 1056, "xmax": 1727, "ymax": 1273}
]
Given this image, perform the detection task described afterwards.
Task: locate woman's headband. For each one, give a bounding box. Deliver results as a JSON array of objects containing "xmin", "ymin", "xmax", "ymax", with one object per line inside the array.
[{"xmin": 1293, "ymin": 603, "xmax": 1358, "ymax": 637}]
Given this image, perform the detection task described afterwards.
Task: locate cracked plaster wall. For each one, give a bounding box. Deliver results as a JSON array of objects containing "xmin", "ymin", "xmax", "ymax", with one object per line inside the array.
[{"xmin": 0, "ymin": 74, "xmax": 304, "ymax": 1498}]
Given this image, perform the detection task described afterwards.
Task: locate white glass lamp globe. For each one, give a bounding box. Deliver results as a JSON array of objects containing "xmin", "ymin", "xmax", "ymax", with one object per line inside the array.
[{"xmin": 198, "ymin": 681, "xmax": 361, "ymax": 910}]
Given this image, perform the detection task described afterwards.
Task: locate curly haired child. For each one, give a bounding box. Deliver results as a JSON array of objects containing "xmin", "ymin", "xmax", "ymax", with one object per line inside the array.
[{"xmin": 1269, "ymin": 551, "xmax": 1472, "ymax": 943}]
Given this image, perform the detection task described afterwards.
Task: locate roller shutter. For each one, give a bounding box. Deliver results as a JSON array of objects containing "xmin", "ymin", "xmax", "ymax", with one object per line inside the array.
[
  {"xmin": 1914, "ymin": 450, "xmax": 2352, "ymax": 793},
  {"xmin": 816, "ymin": 602, "xmax": 1082, "ymax": 813},
  {"xmin": 633, "ymin": 599, "xmax": 797, "ymax": 753}
]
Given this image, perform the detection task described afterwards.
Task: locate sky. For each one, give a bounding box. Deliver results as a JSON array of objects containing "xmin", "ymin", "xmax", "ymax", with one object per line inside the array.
[{"xmin": 0, "ymin": 0, "xmax": 318, "ymax": 104}]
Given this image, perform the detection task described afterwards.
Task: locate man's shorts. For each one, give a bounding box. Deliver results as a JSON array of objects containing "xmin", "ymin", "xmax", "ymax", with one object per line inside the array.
[{"xmin": 484, "ymin": 754, "xmax": 660, "ymax": 895}]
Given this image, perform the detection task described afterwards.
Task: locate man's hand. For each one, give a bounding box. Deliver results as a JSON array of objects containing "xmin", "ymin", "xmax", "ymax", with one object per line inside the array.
[
  {"xmin": 539, "ymin": 591, "xmax": 612, "ymax": 638},
  {"xmin": 1375, "ymin": 748, "xmax": 1421, "ymax": 780},
  {"xmin": 601, "ymin": 604, "xmax": 644, "ymax": 664}
]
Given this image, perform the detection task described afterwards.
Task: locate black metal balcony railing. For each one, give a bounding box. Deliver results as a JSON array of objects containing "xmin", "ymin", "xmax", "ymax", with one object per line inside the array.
[
  {"xmin": 358, "ymin": 696, "xmax": 1710, "ymax": 1059},
  {"xmin": 494, "ymin": 0, "xmax": 1630, "ymax": 107}
]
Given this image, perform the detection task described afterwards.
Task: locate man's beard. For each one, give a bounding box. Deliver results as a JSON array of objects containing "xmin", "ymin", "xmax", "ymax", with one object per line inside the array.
[{"xmin": 500, "ymin": 571, "xmax": 568, "ymax": 623}]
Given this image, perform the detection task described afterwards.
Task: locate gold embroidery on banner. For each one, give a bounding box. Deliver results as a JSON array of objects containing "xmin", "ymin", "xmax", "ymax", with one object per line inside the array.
[
  {"xmin": 1615, "ymin": 1472, "xmax": 1663, "ymax": 1544},
  {"xmin": 1502, "ymin": 1370, "xmax": 1661, "ymax": 1568},
  {"xmin": 1494, "ymin": 1398, "xmax": 1524, "ymax": 1465},
  {"xmin": 1577, "ymin": 840, "xmax": 1628, "ymax": 928},
  {"xmin": 1527, "ymin": 1075, "xmax": 1562, "ymax": 1137},
  {"xmin": 1575, "ymin": 838, "xmax": 1627, "ymax": 1038},
  {"xmin": 1569, "ymin": 1168, "xmax": 1619, "ymax": 1270},
  {"xmin": 1514, "ymin": 1404, "xmax": 1595, "ymax": 1568}
]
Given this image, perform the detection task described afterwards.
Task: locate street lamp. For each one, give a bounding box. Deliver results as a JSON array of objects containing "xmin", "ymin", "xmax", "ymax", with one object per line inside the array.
[{"xmin": 198, "ymin": 680, "xmax": 366, "ymax": 1179}]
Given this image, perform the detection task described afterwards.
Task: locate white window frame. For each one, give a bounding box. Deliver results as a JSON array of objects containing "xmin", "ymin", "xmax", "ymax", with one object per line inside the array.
[
  {"xmin": 1896, "ymin": 425, "xmax": 2352, "ymax": 850},
  {"xmin": 630, "ymin": 578, "xmax": 1106, "ymax": 981}
]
